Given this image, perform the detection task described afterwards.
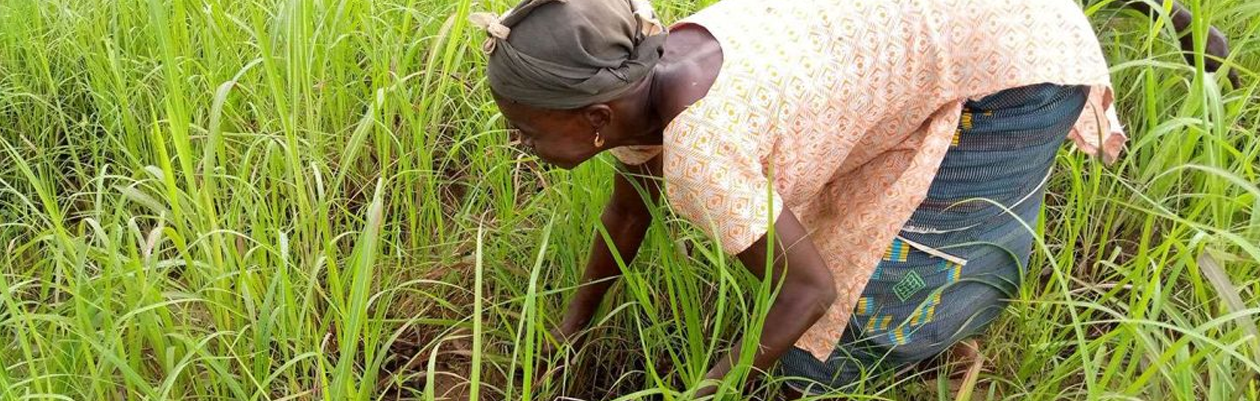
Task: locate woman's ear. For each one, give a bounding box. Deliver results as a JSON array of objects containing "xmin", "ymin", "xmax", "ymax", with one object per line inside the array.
[{"xmin": 582, "ymin": 104, "xmax": 614, "ymax": 131}]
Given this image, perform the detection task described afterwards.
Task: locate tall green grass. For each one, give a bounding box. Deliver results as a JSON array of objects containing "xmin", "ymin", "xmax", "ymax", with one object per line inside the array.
[{"xmin": 0, "ymin": 0, "xmax": 1256, "ymax": 399}]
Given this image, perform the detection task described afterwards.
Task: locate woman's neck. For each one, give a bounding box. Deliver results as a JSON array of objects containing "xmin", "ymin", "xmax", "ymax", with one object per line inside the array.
[
  {"xmin": 650, "ymin": 24, "xmax": 724, "ymax": 131},
  {"xmin": 606, "ymin": 72, "xmax": 665, "ymax": 147},
  {"xmin": 610, "ymin": 24, "xmax": 723, "ymax": 148}
]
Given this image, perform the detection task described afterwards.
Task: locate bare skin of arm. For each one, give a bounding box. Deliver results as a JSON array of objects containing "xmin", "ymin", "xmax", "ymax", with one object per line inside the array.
[
  {"xmin": 545, "ymin": 156, "xmax": 662, "ymax": 351},
  {"xmin": 1127, "ymin": 1, "xmax": 1240, "ymax": 87},
  {"xmin": 546, "ymin": 155, "xmax": 837, "ymax": 399},
  {"xmin": 693, "ymin": 207, "xmax": 837, "ymax": 399}
]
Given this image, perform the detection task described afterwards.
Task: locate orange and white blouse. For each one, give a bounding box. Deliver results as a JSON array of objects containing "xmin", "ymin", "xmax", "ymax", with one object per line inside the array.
[{"xmin": 610, "ymin": 0, "xmax": 1124, "ymax": 360}]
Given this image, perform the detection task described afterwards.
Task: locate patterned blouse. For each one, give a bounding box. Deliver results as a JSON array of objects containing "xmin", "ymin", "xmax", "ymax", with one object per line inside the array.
[{"xmin": 609, "ymin": 0, "xmax": 1124, "ymax": 360}]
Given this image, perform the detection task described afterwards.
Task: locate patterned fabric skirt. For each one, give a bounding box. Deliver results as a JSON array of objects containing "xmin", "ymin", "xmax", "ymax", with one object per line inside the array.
[{"xmin": 776, "ymin": 83, "xmax": 1090, "ymax": 394}]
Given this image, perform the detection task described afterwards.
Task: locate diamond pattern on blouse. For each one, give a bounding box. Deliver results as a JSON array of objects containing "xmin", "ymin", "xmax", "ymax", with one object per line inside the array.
[{"xmin": 608, "ymin": 0, "xmax": 1123, "ymax": 361}]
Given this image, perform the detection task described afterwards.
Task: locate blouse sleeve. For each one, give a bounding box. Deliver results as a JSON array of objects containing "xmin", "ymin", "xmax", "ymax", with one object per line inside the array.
[
  {"xmin": 608, "ymin": 145, "xmax": 663, "ymax": 166},
  {"xmin": 663, "ymin": 112, "xmax": 784, "ymax": 255},
  {"xmin": 1067, "ymin": 85, "xmax": 1127, "ymax": 164}
]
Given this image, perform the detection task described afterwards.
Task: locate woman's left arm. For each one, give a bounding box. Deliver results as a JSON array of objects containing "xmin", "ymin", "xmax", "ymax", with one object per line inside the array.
[
  {"xmin": 1127, "ymin": 1, "xmax": 1240, "ymax": 87},
  {"xmin": 694, "ymin": 206, "xmax": 837, "ymax": 398}
]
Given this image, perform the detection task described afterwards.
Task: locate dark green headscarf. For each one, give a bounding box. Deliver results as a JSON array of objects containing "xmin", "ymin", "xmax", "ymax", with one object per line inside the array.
[{"xmin": 471, "ymin": 0, "xmax": 668, "ymax": 110}]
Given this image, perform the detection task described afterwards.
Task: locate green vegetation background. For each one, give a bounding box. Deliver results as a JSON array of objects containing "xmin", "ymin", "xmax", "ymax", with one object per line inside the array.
[{"xmin": 0, "ymin": 0, "xmax": 1256, "ymax": 399}]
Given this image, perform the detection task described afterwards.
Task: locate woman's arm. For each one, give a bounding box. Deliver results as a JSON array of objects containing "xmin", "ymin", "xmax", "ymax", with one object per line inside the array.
[
  {"xmin": 549, "ymin": 156, "xmax": 663, "ymax": 348},
  {"xmin": 1127, "ymin": 1, "xmax": 1240, "ymax": 87},
  {"xmin": 695, "ymin": 207, "xmax": 838, "ymax": 398}
]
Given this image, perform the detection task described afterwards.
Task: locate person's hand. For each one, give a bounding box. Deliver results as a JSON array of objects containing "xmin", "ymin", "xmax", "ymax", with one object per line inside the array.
[
  {"xmin": 1178, "ymin": 25, "xmax": 1241, "ymax": 88},
  {"xmin": 1128, "ymin": 2, "xmax": 1242, "ymax": 88},
  {"xmin": 539, "ymin": 320, "xmax": 587, "ymax": 359},
  {"xmin": 531, "ymin": 322, "xmax": 590, "ymax": 394}
]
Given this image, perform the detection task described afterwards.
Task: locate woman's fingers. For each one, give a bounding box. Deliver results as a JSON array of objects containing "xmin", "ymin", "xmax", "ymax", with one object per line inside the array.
[
  {"xmin": 540, "ymin": 324, "xmax": 587, "ymax": 359},
  {"xmin": 1181, "ymin": 26, "xmax": 1241, "ymax": 88},
  {"xmin": 1205, "ymin": 28, "xmax": 1244, "ymax": 88}
]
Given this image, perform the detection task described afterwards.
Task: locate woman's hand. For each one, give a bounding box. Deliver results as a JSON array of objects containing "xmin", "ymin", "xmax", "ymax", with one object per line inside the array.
[
  {"xmin": 1182, "ymin": 26, "xmax": 1239, "ymax": 88},
  {"xmin": 1129, "ymin": 1, "xmax": 1241, "ymax": 87},
  {"xmin": 544, "ymin": 157, "xmax": 662, "ymax": 354},
  {"xmin": 692, "ymin": 207, "xmax": 837, "ymax": 399}
]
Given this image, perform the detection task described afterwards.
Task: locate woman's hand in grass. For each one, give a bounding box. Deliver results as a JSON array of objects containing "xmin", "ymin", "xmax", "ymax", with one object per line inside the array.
[
  {"xmin": 692, "ymin": 207, "xmax": 837, "ymax": 399},
  {"xmin": 1129, "ymin": 1, "xmax": 1241, "ymax": 87},
  {"xmin": 1186, "ymin": 26, "xmax": 1239, "ymax": 88},
  {"xmin": 539, "ymin": 320, "xmax": 588, "ymax": 360},
  {"xmin": 543, "ymin": 158, "xmax": 663, "ymax": 357}
]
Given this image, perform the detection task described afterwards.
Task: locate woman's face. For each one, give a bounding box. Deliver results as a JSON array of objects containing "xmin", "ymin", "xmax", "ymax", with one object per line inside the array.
[{"xmin": 495, "ymin": 96, "xmax": 605, "ymax": 170}]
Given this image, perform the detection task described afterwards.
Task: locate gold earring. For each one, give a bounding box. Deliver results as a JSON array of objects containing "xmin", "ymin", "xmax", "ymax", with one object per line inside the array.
[{"xmin": 593, "ymin": 131, "xmax": 605, "ymax": 148}]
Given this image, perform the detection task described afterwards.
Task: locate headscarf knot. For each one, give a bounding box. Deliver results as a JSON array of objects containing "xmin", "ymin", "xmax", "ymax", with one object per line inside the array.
[
  {"xmin": 629, "ymin": 0, "xmax": 664, "ymax": 37},
  {"xmin": 469, "ymin": 12, "xmax": 512, "ymax": 53},
  {"xmin": 470, "ymin": 0, "xmax": 570, "ymax": 54}
]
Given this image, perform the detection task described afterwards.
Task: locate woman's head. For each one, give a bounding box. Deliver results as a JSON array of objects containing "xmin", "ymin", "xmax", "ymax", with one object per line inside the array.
[
  {"xmin": 494, "ymin": 94, "xmax": 609, "ymax": 169},
  {"xmin": 493, "ymin": 75, "xmax": 655, "ymax": 169},
  {"xmin": 473, "ymin": 0, "xmax": 666, "ymax": 168}
]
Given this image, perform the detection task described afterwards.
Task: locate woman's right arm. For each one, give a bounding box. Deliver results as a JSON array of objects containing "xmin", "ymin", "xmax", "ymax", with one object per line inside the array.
[{"xmin": 551, "ymin": 155, "xmax": 663, "ymax": 345}]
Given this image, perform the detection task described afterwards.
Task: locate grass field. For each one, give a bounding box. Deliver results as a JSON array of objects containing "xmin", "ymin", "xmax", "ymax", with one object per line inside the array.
[{"xmin": 1, "ymin": 0, "xmax": 1257, "ymax": 400}]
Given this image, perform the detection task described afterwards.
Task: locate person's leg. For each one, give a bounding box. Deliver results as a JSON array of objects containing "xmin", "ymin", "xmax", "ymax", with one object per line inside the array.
[
  {"xmin": 778, "ymin": 385, "xmax": 803, "ymax": 400},
  {"xmin": 772, "ymin": 241, "xmax": 947, "ymax": 396},
  {"xmin": 922, "ymin": 338, "xmax": 985, "ymax": 397},
  {"xmin": 772, "ymin": 83, "xmax": 1092, "ymax": 396},
  {"xmin": 888, "ymin": 82, "xmax": 1091, "ymax": 389}
]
